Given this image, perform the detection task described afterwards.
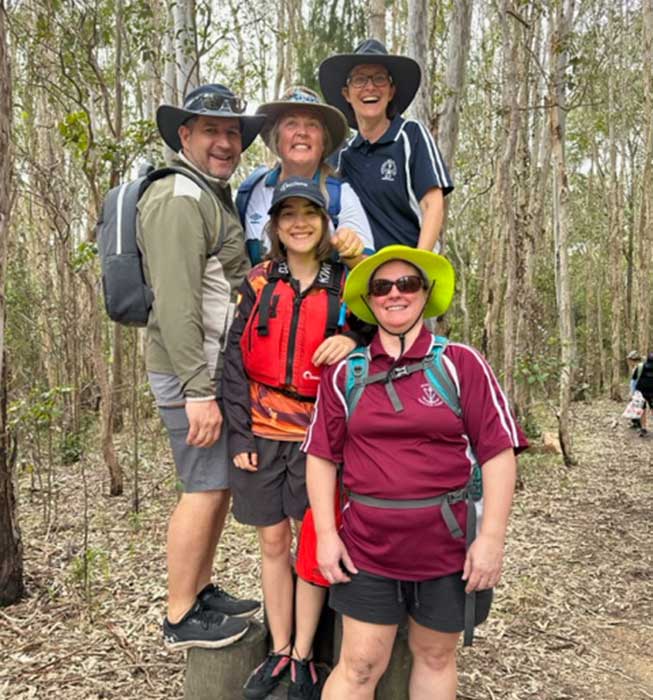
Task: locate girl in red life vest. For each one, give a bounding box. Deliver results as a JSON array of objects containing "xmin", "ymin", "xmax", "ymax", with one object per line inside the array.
[{"xmin": 222, "ymin": 176, "xmax": 372, "ymax": 700}]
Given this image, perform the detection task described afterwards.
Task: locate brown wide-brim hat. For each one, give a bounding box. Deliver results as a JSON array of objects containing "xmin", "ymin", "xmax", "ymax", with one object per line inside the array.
[
  {"xmin": 157, "ymin": 83, "xmax": 265, "ymax": 153},
  {"xmin": 256, "ymin": 86, "xmax": 348, "ymax": 158},
  {"xmin": 319, "ymin": 38, "xmax": 421, "ymax": 128}
]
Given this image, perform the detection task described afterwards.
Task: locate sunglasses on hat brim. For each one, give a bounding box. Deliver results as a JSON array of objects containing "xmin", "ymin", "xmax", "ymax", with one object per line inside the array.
[{"xmin": 183, "ymin": 92, "xmax": 247, "ymax": 114}]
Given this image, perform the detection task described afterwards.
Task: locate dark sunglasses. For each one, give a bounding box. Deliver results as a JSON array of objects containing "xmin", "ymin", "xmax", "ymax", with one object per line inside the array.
[
  {"xmin": 368, "ymin": 275, "xmax": 426, "ymax": 297},
  {"xmin": 184, "ymin": 92, "xmax": 247, "ymax": 114}
]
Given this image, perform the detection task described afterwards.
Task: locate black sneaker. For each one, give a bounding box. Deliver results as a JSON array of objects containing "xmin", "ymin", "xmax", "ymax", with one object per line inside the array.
[
  {"xmin": 243, "ymin": 652, "xmax": 291, "ymax": 699},
  {"xmin": 163, "ymin": 601, "xmax": 249, "ymax": 651},
  {"xmin": 639, "ymin": 428, "xmax": 649, "ymax": 437},
  {"xmin": 288, "ymin": 658, "xmax": 322, "ymax": 700},
  {"xmin": 198, "ymin": 583, "xmax": 261, "ymax": 618}
]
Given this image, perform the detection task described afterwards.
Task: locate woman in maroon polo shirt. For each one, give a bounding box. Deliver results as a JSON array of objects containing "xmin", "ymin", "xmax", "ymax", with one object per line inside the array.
[{"xmin": 303, "ymin": 245, "xmax": 528, "ymax": 700}]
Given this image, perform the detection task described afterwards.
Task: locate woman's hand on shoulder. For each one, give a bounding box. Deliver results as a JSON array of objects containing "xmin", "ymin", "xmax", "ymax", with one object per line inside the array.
[{"xmin": 312, "ymin": 335, "xmax": 357, "ymax": 366}]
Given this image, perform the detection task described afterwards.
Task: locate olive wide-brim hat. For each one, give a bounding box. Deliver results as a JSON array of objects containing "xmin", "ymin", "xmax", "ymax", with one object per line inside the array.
[
  {"xmin": 256, "ymin": 86, "xmax": 348, "ymax": 158},
  {"xmin": 344, "ymin": 245, "xmax": 455, "ymax": 325},
  {"xmin": 319, "ymin": 39, "xmax": 421, "ymax": 128},
  {"xmin": 156, "ymin": 83, "xmax": 265, "ymax": 153}
]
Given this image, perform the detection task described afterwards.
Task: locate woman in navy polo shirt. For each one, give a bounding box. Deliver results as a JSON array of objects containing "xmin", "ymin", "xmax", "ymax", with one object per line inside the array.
[
  {"xmin": 303, "ymin": 246, "xmax": 527, "ymax": 699},
  {"xmin": 319, "ymin": 40, "xmax": 454, "ymax": 252}
]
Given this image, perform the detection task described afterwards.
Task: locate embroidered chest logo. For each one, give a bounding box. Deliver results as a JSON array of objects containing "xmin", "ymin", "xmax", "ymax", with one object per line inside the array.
[
  {"xmin": 418, "ymin": 382, "xmax": 443, "ymax": 408},
  {"xmin": 380, "ymin": 158, "xmax": 397, "ymax": 182}
]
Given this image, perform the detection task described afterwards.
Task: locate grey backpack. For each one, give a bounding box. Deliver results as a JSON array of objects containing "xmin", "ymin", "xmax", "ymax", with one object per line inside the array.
[{"xmin": 96, "ymin": 166, "xmax": 223, "ymax": 326}]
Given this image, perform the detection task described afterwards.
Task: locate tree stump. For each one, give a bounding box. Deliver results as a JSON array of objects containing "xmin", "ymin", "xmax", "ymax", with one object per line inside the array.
[
  {"xmin": 333, "ymin": 615, "xmax": 412, "ymax": 699},
  {"xmin": 184, "ymin": 620, "xmax": 267, "ymax": 700}
]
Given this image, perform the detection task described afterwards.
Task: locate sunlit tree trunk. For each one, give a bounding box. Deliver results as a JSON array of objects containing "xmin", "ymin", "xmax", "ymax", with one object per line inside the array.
[
  {"xmin": 173, "ymin": 0, "xmax": 199, "ymax": 98},
  {"xmin": 435, "ymin": 0, "xmax": 472, "ymax": 169},
  {"xmin": 0, "ymin": 0, "xmax": 24, "ymax": 605},
  {"xmin": 406, "ymin": 0, "xmax": 430, "ymax": 126},
  {"xmin": 548, "ymin": 0, "xmax": 576, "ymax": 465},
  {"xmin": 368, "ymin": 0, "xmax": 385, "ymax": 43},
  {"xmin": 637, "ymin": 0, "xmax": 653, "ymax": 352}
]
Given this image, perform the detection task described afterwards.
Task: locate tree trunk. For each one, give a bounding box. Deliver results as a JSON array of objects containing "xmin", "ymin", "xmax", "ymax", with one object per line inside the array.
[
  {"xmin": 435, "ymin": 0, "xmax": 472, "ymax": 168},
  {"xmin": 637, "ymin": 0, "xmax": 653, "ymax": 352},
  {"xmin": 406, "ymin": 0, "xmax": 430, "ymax": 126},
  {"xmin": 368, "ymin": 0, "xmax": 385, "ymax": 44},
  {"xmin": 173, "ymin": 0, "xmax": 198, "ymax": 98},
  {"xmin": 0, "ymin": 0, "xmax": 24, "ymax": 606},
  {"xmin": 549, "ymin": 0, "xmax": 576, "ymax": 465}
]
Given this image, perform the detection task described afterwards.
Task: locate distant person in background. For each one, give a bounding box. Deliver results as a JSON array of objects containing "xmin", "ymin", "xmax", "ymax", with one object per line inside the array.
[
  {"xmin": 634, "ymin": 352, "xmax": 653, "ymax": 437},
  {"xmin": 319, "ymin": 39, "xmax": 453, "ymax": 252},
  {"xmin": 626, "ymin": 350, "xmax": 642, "ymax": 430},
  {"xmin": 236, "ymin": 86, "xmax": 374, "ymax": 266}
]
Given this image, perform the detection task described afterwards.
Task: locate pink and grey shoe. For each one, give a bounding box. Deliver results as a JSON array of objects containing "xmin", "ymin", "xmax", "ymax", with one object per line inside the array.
[
  {"xmin": 288, "ymin": 658, "xmax": 323, "ymax": 700},
  {"xmin": 242, "ymin": 651, "xmax": 291, "ymax": 699}
]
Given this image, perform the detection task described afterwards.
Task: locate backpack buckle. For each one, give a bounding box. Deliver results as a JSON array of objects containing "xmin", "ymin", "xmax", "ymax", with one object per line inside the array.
[{"xmin": 391, "ymin": 366, "xmax": 409, "ymax": 379}]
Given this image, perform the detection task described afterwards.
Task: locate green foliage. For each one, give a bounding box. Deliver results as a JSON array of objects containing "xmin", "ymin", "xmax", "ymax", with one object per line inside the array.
[
  {"xmin": 70, "ymin": 546, "xmax": 110, "ymax": 587},
  {"xmin": 58, "ymin": 111, "xmax": 91, "ymax": 158},
  {"xmin": 72, "ymin": 241, "xmax": 98, "ymax": 273},
  {"xmin": 295, "ymin": 0, "xmax": 368, "ymax": 91}
]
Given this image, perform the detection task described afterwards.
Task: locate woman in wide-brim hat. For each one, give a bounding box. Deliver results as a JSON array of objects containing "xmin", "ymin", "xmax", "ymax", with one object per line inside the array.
[
  {"xmin": 319, "ymin": 39, "xmax": 454, "ymax": 253},
  {"xmin": 303, "ymin": 245, "xmax": 528, "ymax": 699},
  {"xmin": 236, "ymin": 85, "xmax": 375, "ymax": 267}
]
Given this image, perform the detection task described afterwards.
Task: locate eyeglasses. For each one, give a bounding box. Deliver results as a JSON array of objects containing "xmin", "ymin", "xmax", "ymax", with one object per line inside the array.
[
  {"xmin": 368, "ymin": 275, "xmax": 426, "ymax": 297},
  {"xmin": 184, "ymin": 92, "xmax": 247, "ymax": 114},
  {"xmin": 346, "ymin": 73, "xmax": 393, "ymax": 89}
]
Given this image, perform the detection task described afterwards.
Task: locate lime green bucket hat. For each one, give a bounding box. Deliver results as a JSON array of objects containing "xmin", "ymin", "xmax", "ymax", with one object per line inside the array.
[{"xmin": 343, "ymin": 245, "xmax": 455, "ymax": 325}]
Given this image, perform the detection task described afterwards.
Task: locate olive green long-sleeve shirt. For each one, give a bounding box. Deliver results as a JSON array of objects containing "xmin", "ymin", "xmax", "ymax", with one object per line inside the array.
[{"xmin": 137, "ymin": 154, "xmax": 249, "ymax": 399}]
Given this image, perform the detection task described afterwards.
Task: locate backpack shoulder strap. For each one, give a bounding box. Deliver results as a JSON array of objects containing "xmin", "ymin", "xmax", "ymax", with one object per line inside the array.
[
  {"xmin": 423, "ymin": 335, "xmax": 462, "ymax": 417},
  {"xmin": 255, "ymin": 261, "xmax": 283, "ymax": 337},
  {"xmin": 345, "ymin": 348, "xmax": 369, "ymax": 419},
  {"xmin": 321, "ymin": 262, "xmax": 346, "ymax": 338},
  {"xmin": 325, "ymin": 176, "xmax": 342, "ymax": 228},
  {"xmin": 235, "ymin": 165, "xmax": 270, "ymax": 226},
  {"xmin": 149, "ymin": 166, "xmax": 227, "ymax": 254}
]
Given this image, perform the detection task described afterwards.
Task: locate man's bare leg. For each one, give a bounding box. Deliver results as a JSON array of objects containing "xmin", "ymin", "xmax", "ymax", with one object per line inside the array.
[{"xmin": 167, "ymin": 490, "xmax": 229, "ymax": 622}]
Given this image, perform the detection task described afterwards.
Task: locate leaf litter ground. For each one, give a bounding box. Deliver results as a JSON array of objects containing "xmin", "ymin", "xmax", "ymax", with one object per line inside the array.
[{"xmin": 1, "ymin": 399, "xmax": 652, "ymax": 699}]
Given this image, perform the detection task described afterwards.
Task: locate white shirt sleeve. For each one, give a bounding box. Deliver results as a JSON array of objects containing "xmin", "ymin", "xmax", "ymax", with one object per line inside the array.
[
  {"xmin": 336, "ymin": 182, "xmax": 375, "ymax": 252},
  {"xmin": 244, "ymin": 179, "xmax": 273, "ymax": 245}
]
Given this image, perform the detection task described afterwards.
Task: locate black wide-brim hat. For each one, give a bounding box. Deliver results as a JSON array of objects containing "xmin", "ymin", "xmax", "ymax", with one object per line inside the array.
[
  {"xmin": 157, "ymin": 83, "xmax": 265, "ymax": 153},
  {"xmin": 319, "ymin": 39, "xmax": 421, "ymax": 128}
]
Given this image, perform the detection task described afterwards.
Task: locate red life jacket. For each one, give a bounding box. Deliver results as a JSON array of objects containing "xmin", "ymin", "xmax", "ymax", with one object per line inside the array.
[{"xmin": 241, "ymin": 260, "xmax": 346, "ymax": 400}]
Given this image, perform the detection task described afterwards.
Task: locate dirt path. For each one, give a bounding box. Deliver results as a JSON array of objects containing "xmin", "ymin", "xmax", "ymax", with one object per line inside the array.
[{"xmin": 1, "ymin": 399, "xmax": 651, "ymax": 699}]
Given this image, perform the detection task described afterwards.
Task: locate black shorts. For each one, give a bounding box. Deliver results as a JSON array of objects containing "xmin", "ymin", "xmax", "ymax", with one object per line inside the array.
[
  {"xmin": 329, "ymin": 569, "xmax": 493, "ymax": 633},
  {"xmin": 642, "ymin": 393, "xmax": 653, "ymax": 409},
  {"xmin": 230, "ymin": 437, "xmax": 308, "ymax": 527}
]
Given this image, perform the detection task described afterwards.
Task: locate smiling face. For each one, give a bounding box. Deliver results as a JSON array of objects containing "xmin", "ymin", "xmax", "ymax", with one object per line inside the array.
[
  {"xmin": 275, "ymin": 109, "xmax": 326, "ymax": 172},
  {"xmin": 272, "ymin": 196, "xmax": 329, "ymax": 259},
  {"xmin": 367, "ymin": 260, "xmax": 429, "ymax": 332},
  {"xmin": 341, "ymin": 63, "xmax": 396, "ymax": 123},
  {"xmin": 178, "ymin": 115, "xmax": 242, "ymax": 180}
]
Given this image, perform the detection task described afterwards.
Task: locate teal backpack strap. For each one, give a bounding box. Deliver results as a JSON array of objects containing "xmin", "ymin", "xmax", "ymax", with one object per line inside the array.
[
  {"xmin": 345, "ymin": 348, "xmax": 369, "ymax": 419},
  {"xmin": 423, "ymin": 335, "xmax": 461, "ymax": 416}
]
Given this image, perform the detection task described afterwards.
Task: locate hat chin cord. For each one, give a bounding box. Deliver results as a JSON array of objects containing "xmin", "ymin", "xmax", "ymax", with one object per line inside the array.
[{"xmin": 361, "ymin": 281, "xmax": 434, "ymax": 364}]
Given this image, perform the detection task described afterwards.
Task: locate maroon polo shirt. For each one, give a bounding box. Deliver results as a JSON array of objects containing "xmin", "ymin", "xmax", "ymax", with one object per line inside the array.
[{"xmin": 303, "ymin": 325, "xmax": 528, "ymax": 581}]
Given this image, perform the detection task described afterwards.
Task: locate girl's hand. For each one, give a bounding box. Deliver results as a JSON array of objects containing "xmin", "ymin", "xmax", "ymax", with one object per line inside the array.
[
  {"xmin": 312, "ymin": 335, "xmax": 357, "ymax": 366},
  {"xmin": 233, "ymin": 452, "xmax": 258, "ymax": 472},
  {"xmin": 332, "ymin": 227, "xmax": 365, "ymax": 260}
]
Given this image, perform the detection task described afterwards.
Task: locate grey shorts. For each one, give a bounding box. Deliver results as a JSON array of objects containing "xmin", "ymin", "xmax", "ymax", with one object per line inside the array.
[
  {"xmin": 329, "ymin": 569, "xmax": 493, "ymax": 633},
  {"xmin": 230, "ymin": 437, "xmax": 308, "ymax": 527},
  {"xmin": 149, "ymin": 372, "xmax": 229, "ymax": 493}
]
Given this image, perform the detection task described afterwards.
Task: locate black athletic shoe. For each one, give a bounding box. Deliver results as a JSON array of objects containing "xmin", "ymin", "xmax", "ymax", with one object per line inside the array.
[
  {"xmin": 639, "ymin": 428, "xmax": 648, "ymax": 437},
  {"xmin": 288, "ymin": 658, "xmax": 323, "ymax": 700},
  {"xmin": 163, "ymin": 601, "xmax": 249, "ymax": 651},
  {"xmin": 198, "ymin": 583, "xmax": 261, "ymax": 618},
  {"xmin": 242, "ymin": 652, "xmax": 291, "ymax": 699}
]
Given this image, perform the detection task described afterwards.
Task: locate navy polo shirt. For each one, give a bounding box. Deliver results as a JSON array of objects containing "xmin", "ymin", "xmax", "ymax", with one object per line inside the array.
[{"xmin": 336, "ymin": 115, "xmax": 454, "ymax": 250}]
